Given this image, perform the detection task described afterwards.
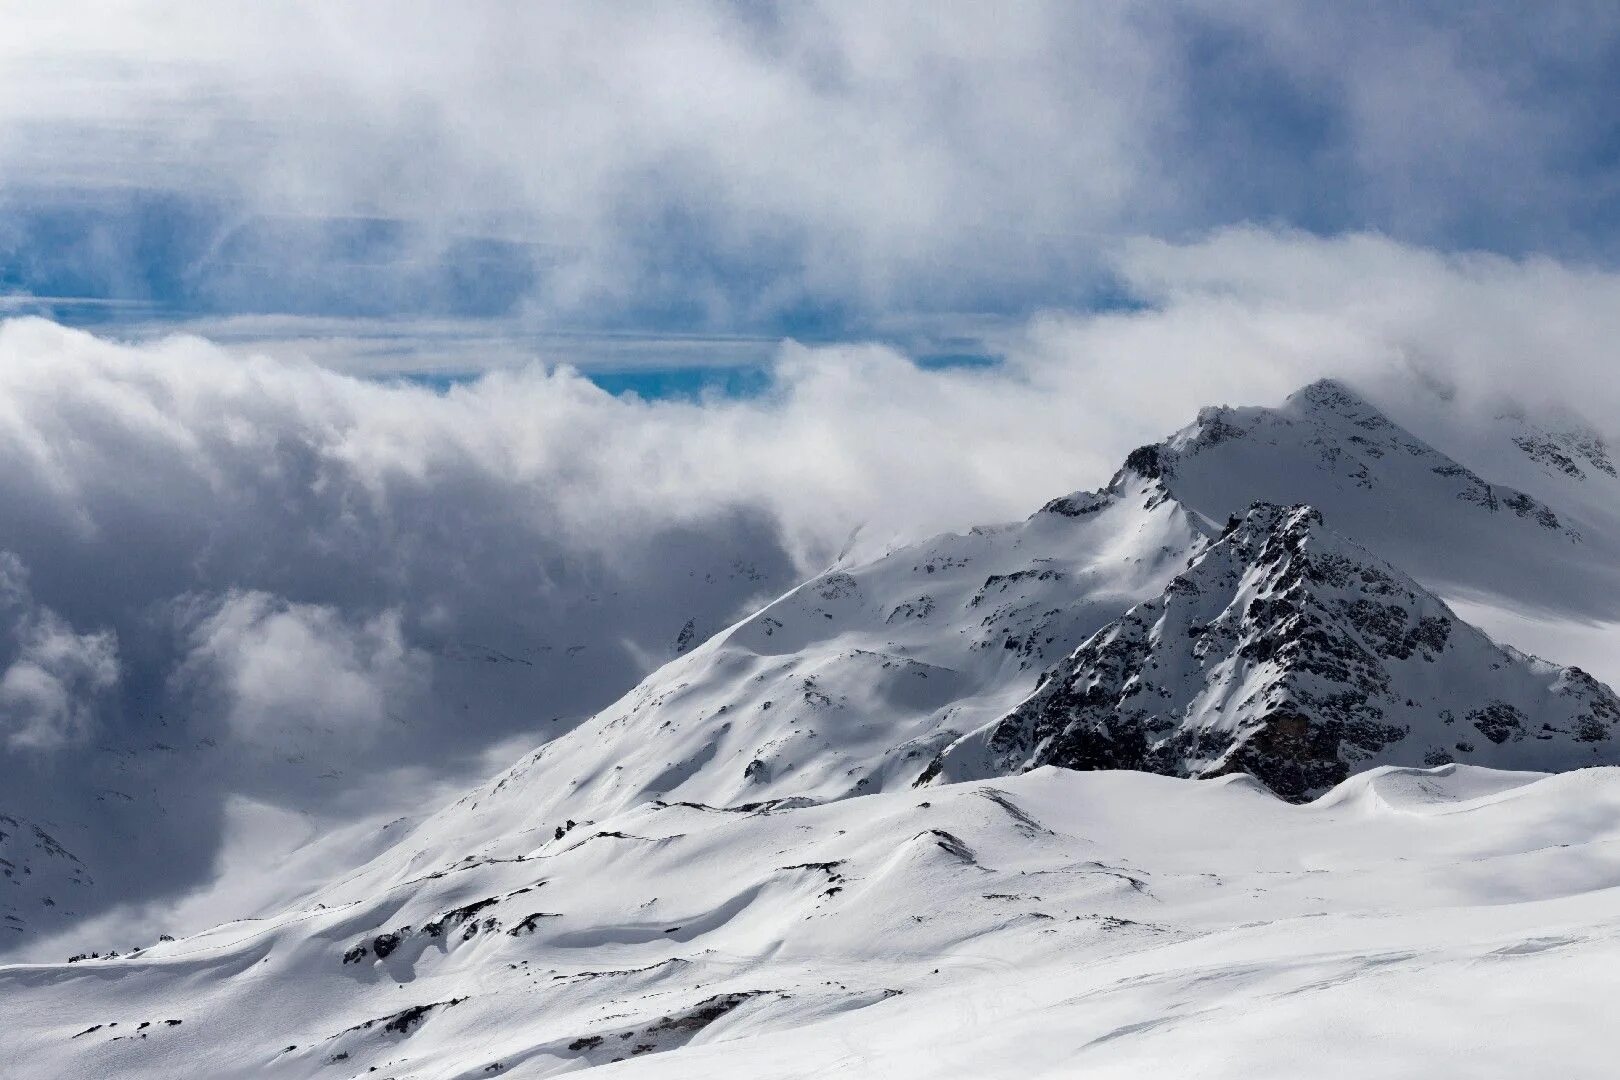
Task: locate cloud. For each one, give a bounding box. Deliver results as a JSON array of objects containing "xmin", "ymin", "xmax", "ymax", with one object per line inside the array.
[
  {"xmin": 2, "ymin": 3, "xmax": 1617, "ymax": 328},
  {"xmin": 0, "ymin": 551, "xmax": 119, "ymax": 751},
  {"xmin": 0, "ymin": 610, "xmax": 119, "ymax": 752},
  {"xmin": 172, "ymin": 591, "xmax": 425, "ymax": 747},
  {"xmin": 1093, "ymin": 227, "xmax": 1620, "ymax": 422},
  {"xmin": 0, "ymin": 315, "xmax": 805, "ymax": 949}
]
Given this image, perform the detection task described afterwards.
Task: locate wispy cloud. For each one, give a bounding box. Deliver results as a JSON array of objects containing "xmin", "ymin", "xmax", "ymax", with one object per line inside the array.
[{"xmin": 3, "ymin": 3, "xmax": 1618, "ymax": 341}]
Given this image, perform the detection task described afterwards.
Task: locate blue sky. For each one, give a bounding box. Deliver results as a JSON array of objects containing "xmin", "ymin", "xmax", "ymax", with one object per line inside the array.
[{"xmin": 2, "ymin": 3, "xmax": 1619, "ymax": 392}]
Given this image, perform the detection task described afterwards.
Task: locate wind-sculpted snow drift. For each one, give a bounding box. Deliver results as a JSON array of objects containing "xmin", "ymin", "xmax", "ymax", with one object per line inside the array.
[{"xmin": 6, "ymin": 378, "xmax": 1620, "ymax": 1077}]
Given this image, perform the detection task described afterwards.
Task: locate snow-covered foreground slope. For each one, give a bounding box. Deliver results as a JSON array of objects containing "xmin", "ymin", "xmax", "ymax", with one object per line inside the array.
[{"xmin": 7, "ymin": 764, "xmax": 1620, "ymax": 1078}]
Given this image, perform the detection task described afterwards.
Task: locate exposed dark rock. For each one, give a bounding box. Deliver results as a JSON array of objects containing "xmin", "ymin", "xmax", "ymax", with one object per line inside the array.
[
  {"xmin": 344, "ymin": 998, "xmax": 467, "ymax": 1038},
  {"xmin": 371, "ymin": 930, "xmax": 406, "ymax": 959},
  {"xmin": 1037, "ymin": 491, "xmax": 1110, "ymax": 518},
  {"xmin": 422, "ymin": 898, "xmax": 499, "ymax": 939},
  {"xmin": 932, "ymin": 501, "xmax": 1620, "ymax": 801},
  {"xmin": 1469, "ymin": 702, "xmax": 1526, "ymax": 745},
  {"xmin": 1123, "ymin": 444, "xmax": 1166, "ymax": 480},
  {"xmin": 507, "ymin": 912, "xmax": 561, "ymax": 936}
]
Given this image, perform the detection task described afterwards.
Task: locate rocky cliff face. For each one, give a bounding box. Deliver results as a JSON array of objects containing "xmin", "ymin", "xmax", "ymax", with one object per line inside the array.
[{"xmin": 929, "ymin": 502, "xmax": 1620, "ymax": 800}]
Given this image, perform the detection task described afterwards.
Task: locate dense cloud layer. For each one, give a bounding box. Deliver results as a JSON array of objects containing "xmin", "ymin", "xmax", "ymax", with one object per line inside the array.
[{"xmin": 3, "ymin": 227, "xmax": 1620, "ymax": 957}]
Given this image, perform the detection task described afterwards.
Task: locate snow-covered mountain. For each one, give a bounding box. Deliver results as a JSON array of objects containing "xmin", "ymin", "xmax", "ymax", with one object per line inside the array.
[
  {"xmin": 931, "ymin": 502, "xmax": 1619, "ymax": 800},
  {"xmin": 341, "ymin": 381, "xmax": 1619, "ymax": 861},
  {"xmin": 402, "ymin": 462, "xmax": 1208, "ymax": 844},
  {"xmin": 7, "ymin": 376, "xmax": 1620, "ymax": 1078}
]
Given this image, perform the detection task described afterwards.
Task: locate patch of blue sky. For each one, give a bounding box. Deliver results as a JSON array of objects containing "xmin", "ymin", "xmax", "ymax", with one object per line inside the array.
[
  {"xmin": 386, "ymin": 365, "xmax": 774, "ymax": 401},
  {"xmin": 0, "ymin": 192, "xmax": 539, "ymax": 322}
]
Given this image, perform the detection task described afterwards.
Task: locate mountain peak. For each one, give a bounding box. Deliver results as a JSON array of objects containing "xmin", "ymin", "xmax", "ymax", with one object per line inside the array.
[
  {"xmin": 1122, "ymin": 442, "xmax": 1169, "ymax": 480},
  {"xmin": 1287, "ymin": 376, "xmax": 1379, "ymax": 415}
]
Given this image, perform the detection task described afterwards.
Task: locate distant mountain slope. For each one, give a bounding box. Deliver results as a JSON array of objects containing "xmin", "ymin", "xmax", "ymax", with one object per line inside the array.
[
  {"xmin": 931, "ymin": 502, "xmax": 1620, "ymax": 800},
  {"xmin": 0, "ymin": 812, "xmax": 93, "ymax": 941}
]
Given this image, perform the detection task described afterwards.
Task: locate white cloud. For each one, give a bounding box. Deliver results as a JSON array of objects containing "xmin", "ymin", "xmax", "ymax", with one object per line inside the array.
[
  {"xmin": 3, "ymin": 228, "xmax": 1619, "ymax": 581},
  {"xmin": 0, "ymin": 2, "xmax": 1157, "ymax": 316},
  {"xmin": 173, "ymin": 591, "xmax": 426, "ymax": 747}
]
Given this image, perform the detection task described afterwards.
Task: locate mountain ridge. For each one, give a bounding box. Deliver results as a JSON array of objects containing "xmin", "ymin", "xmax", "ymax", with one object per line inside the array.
[{"xmin": 928, "ymin": 500, "xmax": 1619, "ymax": 800}]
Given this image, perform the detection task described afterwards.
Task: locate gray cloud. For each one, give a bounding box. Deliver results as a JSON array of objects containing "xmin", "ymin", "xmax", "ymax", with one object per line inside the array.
[
  {"xmin": 0, "ymin": 553, "xmax": 120, "ymax": 752},
  {"xmin": 171, "ymin": 592, "xmax": 426, "ymax": 748},
  {"xmin": 0, "ymin": 316, "xmax": 804, "ymax": 954}
]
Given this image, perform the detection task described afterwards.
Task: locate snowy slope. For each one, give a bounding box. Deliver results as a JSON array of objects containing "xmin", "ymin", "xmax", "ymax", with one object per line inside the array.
[
  {"xmin": 358, "ymin": 467, "xmax": 1212, "ymax": 865},
  {"xmin": 6, "ymin": 764, "xmax": 1620, "ymax": 1078},
  {"xmin": 932, "ymin": 502, "xmax": 1620, "ymax": 799},
  {"xmin": 1379, "ymin": 382, "xmax": 1620, "ymax": 531},
  {"xmin": 1372, "ymin": 388, "xmax": 1620, "ymax": 681}
]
